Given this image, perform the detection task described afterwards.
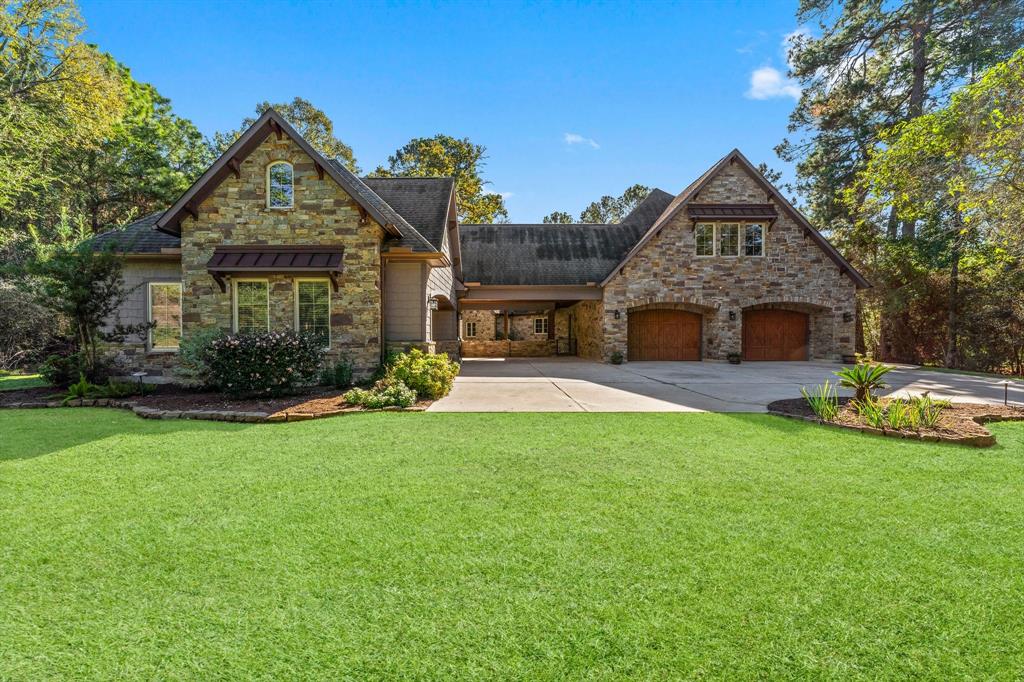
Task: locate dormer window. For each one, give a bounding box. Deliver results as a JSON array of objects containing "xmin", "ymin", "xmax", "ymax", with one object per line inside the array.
[{"xmin": 267, "ymin": 161, "xmax": 293, "ymax": 209}]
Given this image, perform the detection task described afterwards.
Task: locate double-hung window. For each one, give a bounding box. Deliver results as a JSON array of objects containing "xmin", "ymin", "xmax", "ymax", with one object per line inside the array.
[
  {"xmin": 233, "ymin": 280, "xmax": 270, "ymax": 334},
  {"xmin": 465, "ymin": 321, "xmax": 477, "ymax": 338},
  {"xmin": 148, "ymin": 282, "xmax": 182, "ymax": 351},
  {"xmin": 718, "ymin": 223, "xmax": 740, "ymax": 257},
  {"xmin": 695, "ymin": 223, "xmax": 715, "ymax": 256},
  {"xmin": 295, "ymin": 279, "xmax": 331, "ymax": 347},
  {"xmin": 534, "ymin": 317, "xmax": 549, "ymax": 335}
]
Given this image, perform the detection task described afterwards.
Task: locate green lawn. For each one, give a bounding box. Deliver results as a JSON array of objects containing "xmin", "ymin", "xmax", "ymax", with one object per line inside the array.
[
  {"xmin": 2, "ymin": 410, "xmax": 1023, "ymax": 679},
  {"xmin": 0, "ymin": 372, "xmax": 47, "ymax": 391}
]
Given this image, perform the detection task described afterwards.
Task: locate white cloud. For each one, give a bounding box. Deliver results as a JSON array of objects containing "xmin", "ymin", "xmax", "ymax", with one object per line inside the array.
[
  {"xmin": 563, "ymin": 132, "xmax": 599, "ymax": 149},
  {"xmin": 746, "ymin": 66, "xmax": 801, "ymax": 100}
]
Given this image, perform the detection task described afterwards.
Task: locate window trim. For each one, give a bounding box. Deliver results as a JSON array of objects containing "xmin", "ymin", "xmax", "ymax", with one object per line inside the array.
[
  {"xmin": 292, "ymin": 277, "xmax": 332, "ymax": 349},
  {"xmin": 146, "ymin": 281, "xmax": 182, "ymax": 353},
  {"xmin": 266, "ymin": 160, "xmax": 294, "ymax": 210},
  {"xmin": 744, "ymin": 222, "xmax": 766, "ymax": 258},
  {"xmin": 695, "ymin": 222, "xmax": 715, "ymax": 257},
  {"xmin": 232, "ymin": 278, "xmax": 271, "ymax": 334},
  {"xmin": 534, "ymin": 317, "xmax": 549, "ymax": 335},
  {"xmin": 465, "ymin": 321, "xmax": 477, "ymax": 338}
]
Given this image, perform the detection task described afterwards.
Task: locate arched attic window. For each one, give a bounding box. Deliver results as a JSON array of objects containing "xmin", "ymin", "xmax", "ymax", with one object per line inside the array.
[{"xmin": 267, "ymin": 161, "xmax": 293, "ymax": 209}]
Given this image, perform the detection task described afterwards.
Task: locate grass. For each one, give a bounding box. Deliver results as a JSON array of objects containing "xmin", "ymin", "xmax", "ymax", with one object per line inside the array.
[
  {"xmin": 0, "ymin": 371, "xmax": 48, "ymax": 391},
  {"xmin": 2, "ymin": 410, "xmax": 1024, "ymax": 679}
]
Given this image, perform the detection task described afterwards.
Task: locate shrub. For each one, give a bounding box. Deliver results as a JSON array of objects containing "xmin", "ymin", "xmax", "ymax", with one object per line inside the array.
[
  {"xmin": 801, "ymin": 380, "xmax": 839, "ymax": 421},
  {"xmin": 609, "ymin": 351, "xmax": 624, "ymax": 365},
  {"xmin": 387, "ymin": 348, "xmax": 459, "ymax": 400},
  {"xmin": 835, "ymin": 363, "xmax": 893, "ymax": 402},
  {"xmin": 0, "ymin": 282, "xmax": 62, "ymax": 370},
  {"xmin": 39, "ymin": 351, "xmax": 113, "ymax": 387},
  {"xmin": 321, "ymin": 355, "xmax": 354, "ymax": 389},
  {"xmin": 203, "ymin": 331, "xmax": 324, "ymax": 395},
  {"xmin": 344, "ymin": 377, "xmax": 417, "ymax": 409},
  {"xmin": 175, "ymin": 327, "xmax": 225, "ymax": 387}
]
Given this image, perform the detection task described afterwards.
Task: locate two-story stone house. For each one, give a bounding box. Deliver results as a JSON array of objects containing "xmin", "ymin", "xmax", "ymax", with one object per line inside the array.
[{"xmin": 95, "ymin": 108, "xmax": 868, "ymax": 379}]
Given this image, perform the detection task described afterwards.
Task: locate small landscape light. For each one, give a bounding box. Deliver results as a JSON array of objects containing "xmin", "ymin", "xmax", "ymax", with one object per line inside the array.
[
  {"xmin": 132, "ymin": 371, "xmax": 147, "ymax": 394},
  {"xmin": 1001, "ymin": 380, "xmax": 1011, "ymax": 407}
]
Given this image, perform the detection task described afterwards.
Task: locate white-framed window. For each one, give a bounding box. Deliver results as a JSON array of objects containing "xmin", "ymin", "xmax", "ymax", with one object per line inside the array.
[
  {"xmin": 534, "ymin": 317, "xmax": 549, "ymax": 335},
  {"xmin": 465, "ymin": 321, "xmax": 477, "ymax": 338},
  {"xmin": 695, "ymin": 223, "xmax": 715, "ymax": 256},
  {"xmin": 233, "ymin": 279, "xmax": 270, "ymax": 334},
  {"xmin": 744, "ymin": 223, "xmax": 765, "ymax": 257},
  {"xmin": 147, "ymin": 282, "xmax": 182, "ymax": 351},
  {"xmin": 267, "ymin": 161, "xmax": 293, "ymax": 209},
  {"xmin": 718, "ymin": 223, "xmax": 740, "ymax": 257},
  {"xmin": 294, "ymin": 279, "xmax": 331, "ymax": 348}
]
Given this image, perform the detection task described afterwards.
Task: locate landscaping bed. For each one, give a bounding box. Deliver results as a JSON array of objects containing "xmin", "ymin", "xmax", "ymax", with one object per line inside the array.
[
  {"xmin": 769, "ymin": 396, "xmax": 1024, "ymax": 447},
  {"xmin": 0, "ymin": 383, "xmax": 432, "ymax": 422}
]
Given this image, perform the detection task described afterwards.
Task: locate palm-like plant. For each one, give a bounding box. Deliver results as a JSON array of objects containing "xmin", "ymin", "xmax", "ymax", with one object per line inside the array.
[{"xmin": 834, "ymin": 363, "xmax": 893, "ymax": 402}]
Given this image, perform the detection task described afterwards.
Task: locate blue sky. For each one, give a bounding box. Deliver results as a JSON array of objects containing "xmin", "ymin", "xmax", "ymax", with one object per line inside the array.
[{"xmin": 80, "ymin": 0, "xmax": 804, "ymax": 222}]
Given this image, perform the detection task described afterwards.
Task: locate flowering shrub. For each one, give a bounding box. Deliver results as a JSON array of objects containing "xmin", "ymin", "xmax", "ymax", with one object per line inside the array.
[
  {"xmin": 387, "ymin": 348, "xmax": 459, "ymax": 400},
  {"xmin": 203, "ymin": 331, "xmax": 324, "ymax": 395},
  {"xmin": 344, "ymin": 376, "xmax": 417, "ymax": 409}
]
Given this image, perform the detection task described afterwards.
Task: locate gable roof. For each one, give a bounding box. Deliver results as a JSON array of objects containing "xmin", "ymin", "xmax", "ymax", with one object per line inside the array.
[
  {"xmin": 153, "ymin": 109, "xmax": 434, "ymax": 253},
  {"xmin": 91, "ymin": 212, "xmax": 180, "ymax": 254},
  {"xmin": 362, "ymin": 176, "xmax": 455, "ymax": 252},
  {"xmin": 459, "ymin": 189, "xmax": 672, "ymax": 286},
  {"xmin": 600, "ymin": 149, "xmax": 870, "ymax": 289}
]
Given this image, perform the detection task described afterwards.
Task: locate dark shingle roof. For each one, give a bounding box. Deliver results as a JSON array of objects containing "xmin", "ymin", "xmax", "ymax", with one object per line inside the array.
[
  {"xmin": 459, "ymin": 223, "xmax": 648, "ymax": 285},
  {"xmin": 459, "ymin": 188, "xmax": 673, "ymax": 286},
  {"xmin": 457, "ymin": 188, "xmax": 674, "ymax": 286},
  {"xmin": 91, "ymin": 212, "xmax": 180, "ymax": 253},
  {"xmin": 620, "ymin": 188, "xmax": 675, "ymax": 228},
  {"xmin": 362, "ymin": 177, "xmax": 454, "ymax": 252}
]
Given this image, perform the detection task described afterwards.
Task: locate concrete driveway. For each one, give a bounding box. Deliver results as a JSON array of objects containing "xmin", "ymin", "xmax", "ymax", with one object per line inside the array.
[{"xmin": 428, "ymin": 357, "xmax": 1024, "ymax": 412}]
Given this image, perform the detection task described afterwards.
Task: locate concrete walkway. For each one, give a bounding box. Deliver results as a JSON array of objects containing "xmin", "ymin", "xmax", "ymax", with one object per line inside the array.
[{"xmin": 428, "ymin": 357, "xmax": 1024, "ymax": 413}]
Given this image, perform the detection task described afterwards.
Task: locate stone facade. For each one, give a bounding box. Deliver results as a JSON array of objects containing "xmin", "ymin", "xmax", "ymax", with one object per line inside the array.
[
  {"xmin": 179, "ymin": 134, "xmax": 386, "ymax": 379},
  {"xmin": 601, "ymin": 165, "xmax": 857, "ymax": 362},
  {"xmin": 461, "ymin": 309, "xmax": 497, "ymax": 341}
]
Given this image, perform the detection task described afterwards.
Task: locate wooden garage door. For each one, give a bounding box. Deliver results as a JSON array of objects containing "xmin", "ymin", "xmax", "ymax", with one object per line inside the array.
[
  {"xmin": 628, "ymin": 309, "xmax": 702, "ymax": 361},
  {"xmin": 742, "ymin": 309, "xmax": 808, "ymax": 361}
]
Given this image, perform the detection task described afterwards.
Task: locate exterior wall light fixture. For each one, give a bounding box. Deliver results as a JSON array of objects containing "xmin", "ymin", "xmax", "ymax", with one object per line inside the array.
[{"xmin": 728, "ymin": 311, "xmax": 737, "ymax": 321}]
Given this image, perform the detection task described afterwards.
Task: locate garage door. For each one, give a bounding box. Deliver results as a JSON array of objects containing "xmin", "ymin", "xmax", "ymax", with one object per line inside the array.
[
  {"xmin": 743, "ymin": 309, "xmax": 808, "ymax": 361},
  {"xmin": 628, "ymin": 309, "xmax": 701, "ymax": 361}
]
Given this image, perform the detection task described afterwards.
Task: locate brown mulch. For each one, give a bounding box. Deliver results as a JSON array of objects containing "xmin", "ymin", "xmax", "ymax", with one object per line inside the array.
[
  {"xmin": 0, "ymin": 386, "xmax": 55, "ymax": 406},
  {"xmin": 768, "ymin": 396, "xmax": 1024, "ymax": 445},
  {"xmin": 1, "ymin": 383, "xmax": 433, "ymax": 417}
]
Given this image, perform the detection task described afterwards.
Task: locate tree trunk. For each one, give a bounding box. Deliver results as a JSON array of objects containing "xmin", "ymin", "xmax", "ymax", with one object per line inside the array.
[
  {"xmin": 902, "ymin": 2, "xmax": 932, "ymax": 241},
  {"xmin": 945, "ymin": 240, "xmax": 960, "ymax": 369}
]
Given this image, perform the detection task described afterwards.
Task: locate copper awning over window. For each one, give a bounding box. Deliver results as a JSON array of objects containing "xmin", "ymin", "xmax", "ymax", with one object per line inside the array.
[
  {"xmin": 206, "ymin": 245, "xmax": 344, "ymax": 292},
  {"xmin": 687, "ymin": 203, "xmax": 778, "ymax": 223}
]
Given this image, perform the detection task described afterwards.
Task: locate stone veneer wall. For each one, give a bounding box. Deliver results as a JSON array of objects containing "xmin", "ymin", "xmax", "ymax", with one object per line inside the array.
[
  {"xmin": 602, "ymin": 164, "xmax": 856, "ymax": 362},
  {"xmin": 570, "ymin": 300, "xmax": 604, "ymax": 361},
  {"xmin": 178, "ymin": 134, "xmax": 385, "ymax": 379},
  {"xmin": 461, "ymin": 309, "xmax": 497, "ymax": 340}
]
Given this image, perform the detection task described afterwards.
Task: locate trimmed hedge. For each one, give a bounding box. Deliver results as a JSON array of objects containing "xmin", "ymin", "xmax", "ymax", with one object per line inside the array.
[{"xmin": 203, "ymin": 331, "xmax": 323, "ymax": 395}]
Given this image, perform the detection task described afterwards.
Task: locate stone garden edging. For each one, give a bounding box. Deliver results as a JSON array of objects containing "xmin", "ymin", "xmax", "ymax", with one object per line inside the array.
[
  {"xmin": 767, "ymin": 408, "xmax": 1024, "ymax": 447},
  {"xmin": 1, "ymin": 398, "xmax": 426, "ymax": 423}
]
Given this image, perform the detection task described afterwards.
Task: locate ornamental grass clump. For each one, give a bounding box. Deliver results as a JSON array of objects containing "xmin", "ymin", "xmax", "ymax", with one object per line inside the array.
[
  {"xmin": 801, "ymin": 380, "xmax": 839, "ymax": 421},
  {"xmin": 203, "ymin": 331, "xmax": 324, "ymax": 395}
]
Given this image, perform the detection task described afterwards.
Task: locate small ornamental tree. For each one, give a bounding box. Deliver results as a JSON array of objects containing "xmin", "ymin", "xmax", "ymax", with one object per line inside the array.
[{"xmin": 26, "ymin": 241, "xmax": 150, "ymax": 381}]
